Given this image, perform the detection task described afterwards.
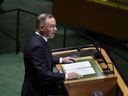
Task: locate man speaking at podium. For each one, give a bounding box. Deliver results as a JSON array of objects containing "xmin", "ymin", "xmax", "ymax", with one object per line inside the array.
[{"xmin": 21, "ymin": 13, "xmax": 80, "ymax": 96}]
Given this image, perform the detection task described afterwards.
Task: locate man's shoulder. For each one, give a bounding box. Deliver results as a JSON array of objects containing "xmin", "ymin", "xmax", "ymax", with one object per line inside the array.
[
  {"xmin": 29, "ymin": 34, "xmax": 45, "ymax": 44},
  {"xmin": 25, "ymin": 34, "xmax": 46, "ymax": 48}
]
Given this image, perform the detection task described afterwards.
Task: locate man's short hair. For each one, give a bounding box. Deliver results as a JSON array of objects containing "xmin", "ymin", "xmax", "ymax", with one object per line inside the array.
[{"xmin": 36, "ymin": 13, "xmax": 53, "ymax": 29}]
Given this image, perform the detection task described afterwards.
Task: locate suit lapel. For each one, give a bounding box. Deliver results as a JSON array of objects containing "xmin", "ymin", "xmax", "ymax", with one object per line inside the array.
[
  {"xmin": 35, "ymin": 33, "xmax": 53, "ymax": 68},
  {"xmin": 36, "ymin": 34, "xmax": 51, "ymax": 52},
  {"xmin": 45, "ymin": 42, "xmax": 51, "ymax": 53}
]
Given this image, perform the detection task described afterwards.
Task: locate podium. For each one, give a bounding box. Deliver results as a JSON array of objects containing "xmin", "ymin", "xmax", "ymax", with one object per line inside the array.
[
  {"xmin": 64, "ymin": 75, "xmax": 117, "ymax": 96},
  {"xmin": 53, "ymin": 46, "xmax": 117, "ymax": 96}
]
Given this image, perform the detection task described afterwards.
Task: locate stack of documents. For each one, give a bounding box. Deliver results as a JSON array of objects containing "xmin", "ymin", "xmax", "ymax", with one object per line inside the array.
[{"xmin": 62, "ymin": 61, "xmax": 95, "ymax": 76}]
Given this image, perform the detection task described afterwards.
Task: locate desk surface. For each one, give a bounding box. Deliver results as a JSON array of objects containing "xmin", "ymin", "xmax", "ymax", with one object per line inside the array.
[{"xmin": 56, "ymin": 56, "xmax": 117, "ymax": 96}]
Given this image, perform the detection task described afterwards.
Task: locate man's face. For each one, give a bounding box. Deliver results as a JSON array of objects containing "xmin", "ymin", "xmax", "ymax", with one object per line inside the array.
[{"xmin": 40, "ymin": 17, "xmax": 57, "ymax": 39}]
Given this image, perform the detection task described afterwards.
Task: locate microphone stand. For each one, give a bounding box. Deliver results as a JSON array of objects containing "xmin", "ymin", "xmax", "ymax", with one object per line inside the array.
[{"xmin": 80, "ymin": 32, "xmax": 114, "ymax": 75}]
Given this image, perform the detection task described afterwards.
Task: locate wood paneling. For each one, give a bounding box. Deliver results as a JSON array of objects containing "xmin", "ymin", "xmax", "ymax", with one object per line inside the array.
[{"xmin": 52, "ymin": 0, "xmax": 128, "ymax": 41}]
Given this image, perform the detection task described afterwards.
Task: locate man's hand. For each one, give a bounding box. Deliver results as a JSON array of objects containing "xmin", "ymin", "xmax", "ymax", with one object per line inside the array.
[
  {"xmin": 66, "ymin": 72, "xmax": 81, "ymax": 80},
  {"xmin": 62, "ymin": 57, "xmax": 81, "ymax": 79},
  {"xmin": 62, "ymin": 57, "xmax": 76, "ymax": 63}
]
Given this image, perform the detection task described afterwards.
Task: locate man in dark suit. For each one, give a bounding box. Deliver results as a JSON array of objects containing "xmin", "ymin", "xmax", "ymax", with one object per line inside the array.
[{"xmin": 21, "ymin": 13, "xmax": 80, "ymax": 96}]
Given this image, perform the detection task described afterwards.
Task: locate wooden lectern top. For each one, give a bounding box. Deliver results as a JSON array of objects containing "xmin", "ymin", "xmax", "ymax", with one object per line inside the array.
[{"xmin": 54, "ymin": 48, "xmax": 117, "ymax": 96}]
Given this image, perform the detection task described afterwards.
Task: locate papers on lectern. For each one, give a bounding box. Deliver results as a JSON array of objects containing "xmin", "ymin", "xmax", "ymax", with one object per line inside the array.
[{"xmin": 61, "ymin": 61, "xmax": 95, "ymax": 76}]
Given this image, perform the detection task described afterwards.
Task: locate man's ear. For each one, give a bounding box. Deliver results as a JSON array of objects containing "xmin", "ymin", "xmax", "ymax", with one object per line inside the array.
[{"xmin": 39, "ymin": 25, "xmax": 44, "ymax": 31}]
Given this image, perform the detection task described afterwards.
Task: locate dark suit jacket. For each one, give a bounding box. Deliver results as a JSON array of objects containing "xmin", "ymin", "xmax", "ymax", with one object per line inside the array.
[{"xmin": 21, "ymin": 33, "xmax": 65, "ymax": 96}]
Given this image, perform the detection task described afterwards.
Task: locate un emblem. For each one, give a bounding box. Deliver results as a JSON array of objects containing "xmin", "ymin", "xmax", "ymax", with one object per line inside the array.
[{"xmin": 92, "ymin": 90, "xmax": 103, "ymax": 96}]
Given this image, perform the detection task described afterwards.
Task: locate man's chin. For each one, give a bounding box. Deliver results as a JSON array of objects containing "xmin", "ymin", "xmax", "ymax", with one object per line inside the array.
[{"xmin": 49, "ymin": 35, "xmax": 55, "ymax": 39}]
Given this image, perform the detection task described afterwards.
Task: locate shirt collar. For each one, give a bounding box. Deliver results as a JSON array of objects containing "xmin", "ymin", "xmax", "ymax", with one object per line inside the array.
[{"xmin": 35, "ymin": 31, "xmax": 48, "ymax": 42}]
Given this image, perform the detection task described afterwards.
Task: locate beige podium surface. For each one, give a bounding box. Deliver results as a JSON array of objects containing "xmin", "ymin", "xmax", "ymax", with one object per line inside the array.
[{"xmin": 54, "ymin": 48, "xmax": 117, "ymax": 96}]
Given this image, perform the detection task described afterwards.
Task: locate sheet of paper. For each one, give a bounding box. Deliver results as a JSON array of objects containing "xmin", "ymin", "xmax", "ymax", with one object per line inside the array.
[
  {"xmin": 62, "ymin": 61, "xmax": 91, "ymax": 70},
  {"xmin": 65, "ymin": 67, "xmax": 95, "ymax": 76},
  {"xmin": 62, "ymin": 61, "xmax": 95, "ymax": 76}
]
